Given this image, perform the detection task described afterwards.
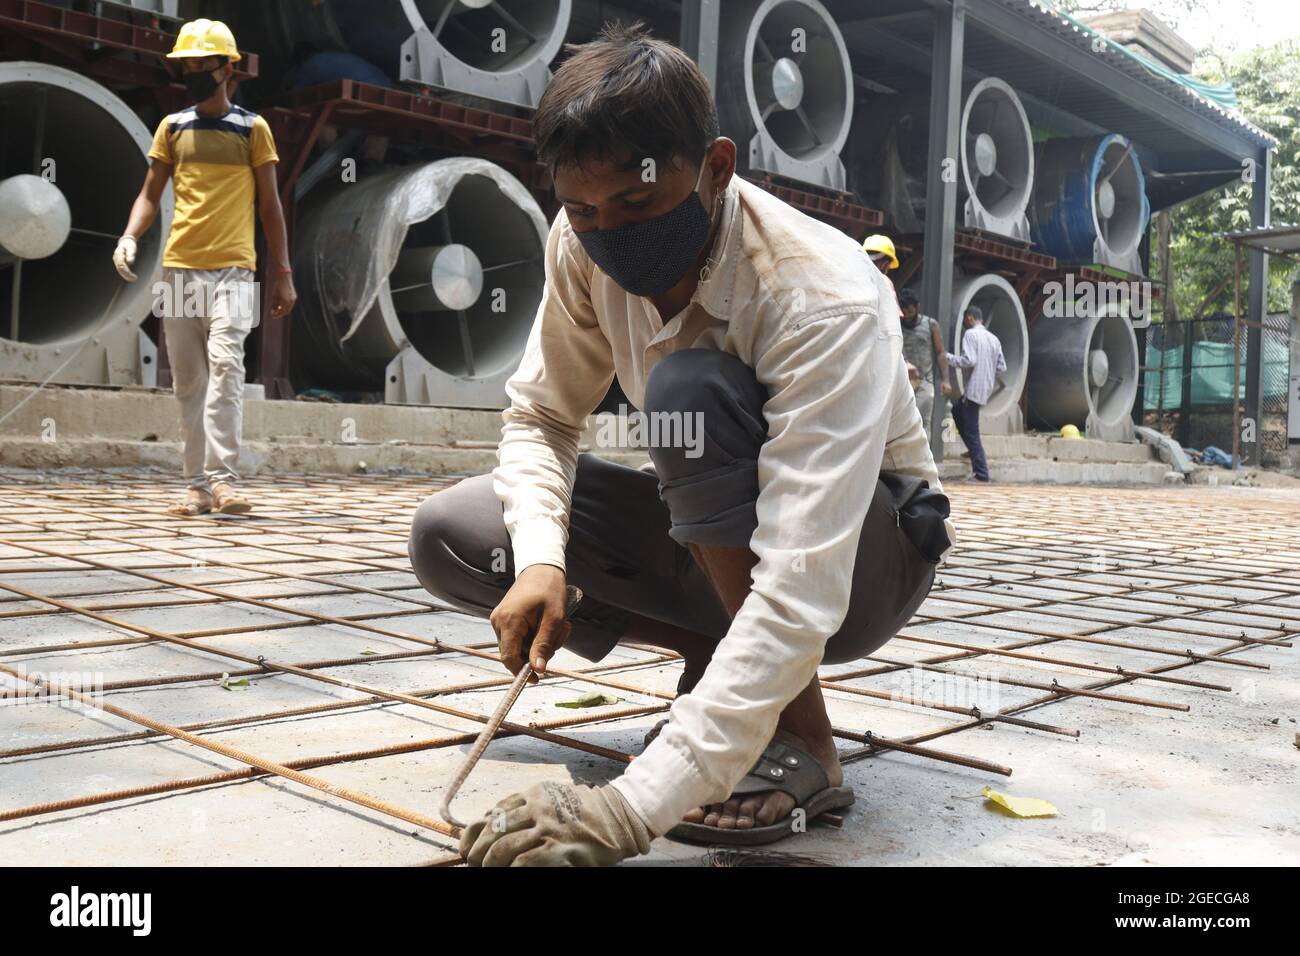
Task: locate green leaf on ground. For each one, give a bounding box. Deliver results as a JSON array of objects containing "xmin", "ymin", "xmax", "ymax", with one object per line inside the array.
[{"xmin": 554, "ymin": 692, "xmax": 620, "ymax": 709}]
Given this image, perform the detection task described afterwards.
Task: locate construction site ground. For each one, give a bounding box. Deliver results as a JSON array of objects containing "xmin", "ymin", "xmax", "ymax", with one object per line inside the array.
[{"xmin": 1, "ymin": 467, "xmax": 1297, "ymax": 866}]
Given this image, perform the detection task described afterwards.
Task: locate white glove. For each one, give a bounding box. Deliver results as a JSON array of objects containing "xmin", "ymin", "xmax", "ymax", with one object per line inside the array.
[
  {"xmin": 459, "ymin": 782, "xmax": 653, "ymax": 867},
  {"xmin": 113, "ymin": 235, "xmax": 138, "ymax": 282}
]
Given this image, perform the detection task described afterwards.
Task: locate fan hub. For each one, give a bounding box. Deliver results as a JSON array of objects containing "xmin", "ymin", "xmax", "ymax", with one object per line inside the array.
[
  {"xmin": 0, "ymin": 174, "xmax": 71, "ymax": 261},
  {"xmin": 974, "ymin": 132, "xmax": 998, "ymax": 177},
  {"xmin": 1096, "ymin": 178, "xmax": 1115, "ymax": 219},
  {"xmin": 769, "ymin": 56, "xmax": 804, "ymax": 111},
  {"xmin": 430, "ymin": 243, "xmax": 484, "ymax": 311},
  {"xmin": 1088, "ymin": 349, "xmax": 1110, "ymax": 389}
]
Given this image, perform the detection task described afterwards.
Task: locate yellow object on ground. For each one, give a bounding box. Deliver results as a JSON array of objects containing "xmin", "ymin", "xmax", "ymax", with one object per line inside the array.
[
  {"xmin": 1060, "ymin": 424, "xmax": 1082, "ymax": 439},
  {"xmin": 167, "ymin": 19, "xmax": 241, "ymax": 62},
  {"xmin": 983, "ymin": 786, "xmax": 1058, "ymax": 818},
  {"xmin": 862, "ymin": 234, "xmax": 899, "ymax": 270}
]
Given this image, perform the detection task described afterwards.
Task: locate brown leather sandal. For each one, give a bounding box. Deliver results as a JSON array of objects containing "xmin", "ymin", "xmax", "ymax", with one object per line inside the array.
[
  {"xmin": 211, "ymin": 482, "xmax": 252, "ymax": 515},
  {"xmin": 166, "ymin": 488, "xmax": 213, "ymax": 517}
]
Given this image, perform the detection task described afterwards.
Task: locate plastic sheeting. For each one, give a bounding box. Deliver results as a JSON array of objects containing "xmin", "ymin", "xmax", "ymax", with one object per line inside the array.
[
  {"xmin": 1143, "ymin": 338, "xmax": 1290, "ymax": 409},
  {"xmin": 293, "ymin": 157, "xmax": 544, "ymax": 376}
]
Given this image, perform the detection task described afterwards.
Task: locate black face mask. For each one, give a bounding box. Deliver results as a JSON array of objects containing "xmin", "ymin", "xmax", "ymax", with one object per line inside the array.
[
  {"xmin": 183, "ymin": 68, "xmax": 223, "ymax": 103},
  {"xmin": 573, "ymin": 152, "xmax": 718, "ymax": 298}
]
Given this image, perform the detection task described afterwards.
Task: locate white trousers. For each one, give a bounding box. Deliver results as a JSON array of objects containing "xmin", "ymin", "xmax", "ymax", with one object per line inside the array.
[{"xmin": 159, "ymin": 267, "xmax": 256, "ymax": 489}]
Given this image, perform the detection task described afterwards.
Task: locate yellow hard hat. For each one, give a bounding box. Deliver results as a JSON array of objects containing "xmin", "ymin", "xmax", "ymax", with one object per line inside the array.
[
  {"xmin": 1060, "ymin": 424, "xmax": 1082, "ymax": 439},
  {"xmin": 167, "ymin": 19, "xmax": 241, "ymax": 62},
  {"xmin": 862, "ymin": 234, "xmax": 899, "ymax": 270}
]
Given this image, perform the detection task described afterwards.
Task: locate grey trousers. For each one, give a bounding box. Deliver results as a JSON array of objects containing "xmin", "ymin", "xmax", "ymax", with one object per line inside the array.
[
  {"xmin": 160, "ymin": 268, "xmax": 256, "ymax": 489},
  {"xmin": 913, "ymin": 379, "xmax": 935, "ymax": 437},
  {"xmin": 408, "ymin": 348, "xmax": 936, "ymax": 665}
]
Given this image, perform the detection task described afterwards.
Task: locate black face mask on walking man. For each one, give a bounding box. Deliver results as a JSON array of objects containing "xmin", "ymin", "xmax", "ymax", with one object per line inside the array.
[
  {"xmin": 574, "ymin": 149, "xmax": 718, "ymax": 298},
  {"xmin": 182, "ymin": 66, "xmax": 225, "ymax": 103}
]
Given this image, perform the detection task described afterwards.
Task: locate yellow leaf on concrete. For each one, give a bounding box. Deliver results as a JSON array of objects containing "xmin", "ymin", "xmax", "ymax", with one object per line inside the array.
[{"xmin": 983, "ymin": 786, "xmax": 1058, "ymax": 818}]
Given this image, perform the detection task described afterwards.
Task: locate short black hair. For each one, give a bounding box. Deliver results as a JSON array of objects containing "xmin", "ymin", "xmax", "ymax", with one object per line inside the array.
[
  {"xmin": 898, "ymin": 289, "xmax": 919, "ymax": 309},
  {"xmin": 965, "ymin": 305, "xmax": 983, "ymax": 322},
  {"xmin": 532, "ymin": 21, "xmax": 720, "ymax": 175}
]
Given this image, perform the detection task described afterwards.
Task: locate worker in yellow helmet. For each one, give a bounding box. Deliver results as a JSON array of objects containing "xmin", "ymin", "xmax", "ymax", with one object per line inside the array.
[
  {"xmin": 862, "ymin": 234, "xmax": 900, "ymax": 274},
  {"xmin": 114, "ymin": 19, "xmax": 296, "ymax": 518}
]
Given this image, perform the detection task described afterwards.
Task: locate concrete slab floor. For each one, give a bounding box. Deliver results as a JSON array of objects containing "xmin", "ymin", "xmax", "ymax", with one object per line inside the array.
[{"xmin": 0, "ymin": 467, "xmax": 1297, "ymax": 866}]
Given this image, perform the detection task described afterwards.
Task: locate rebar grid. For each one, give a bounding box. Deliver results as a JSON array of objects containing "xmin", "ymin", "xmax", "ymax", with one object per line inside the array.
[{"xmin": 0, "ymin": 467, "xmax": 1296, "ymax": 865}]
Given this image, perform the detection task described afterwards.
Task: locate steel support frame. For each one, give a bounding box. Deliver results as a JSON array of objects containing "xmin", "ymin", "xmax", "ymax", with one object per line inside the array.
[
  {"xmin": 680, "ymin": 0, "xmax": 720, "ymax": 93},
  {"xmin": 1242, "ymin": 148, "xmax": 1272, "ymax": 467},
  {"xmin": 0, "ymin": 0, "xmax": 259, "ymax": 77},
  {"xmin": 920, "ymin": 0, "xmax": 965, "ymax": 461}
]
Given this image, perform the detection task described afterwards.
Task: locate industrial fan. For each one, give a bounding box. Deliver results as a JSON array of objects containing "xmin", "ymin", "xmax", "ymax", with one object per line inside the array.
[{"xmin": 960, "ymin": 78, "xmax": 1034, "ymax": 241}]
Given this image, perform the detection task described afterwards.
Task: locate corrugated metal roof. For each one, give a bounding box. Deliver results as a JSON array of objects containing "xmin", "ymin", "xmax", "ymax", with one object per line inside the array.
[
  {"xmin": 1221, "ymin": 224, "xmax": 1300, "ymax": 256},
  {"xmin": 1014, "ymin": 0, "xmax": 1278, "ymax": 148}
]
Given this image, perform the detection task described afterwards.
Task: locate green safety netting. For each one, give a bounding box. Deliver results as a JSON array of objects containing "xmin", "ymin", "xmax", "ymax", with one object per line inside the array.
[{"xmin": 1143, "ymin": 339, "xmax": 1291, "ymax": 409}]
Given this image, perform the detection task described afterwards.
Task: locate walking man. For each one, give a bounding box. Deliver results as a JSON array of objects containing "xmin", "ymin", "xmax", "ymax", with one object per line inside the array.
[
  {"xmin": 898, "ymin": 289, "xmax": 952, "ymax": 438},
  {"xmin": 407, "ymin": 24, "xmax": 955, "ymax": 866},
  {"xmin": 946, "ymin": 305, "xmax": 1006, "ymax": 483},
  {"xmin": 114, "ymin": 18, "xmax": 296, "ymax": 516}
]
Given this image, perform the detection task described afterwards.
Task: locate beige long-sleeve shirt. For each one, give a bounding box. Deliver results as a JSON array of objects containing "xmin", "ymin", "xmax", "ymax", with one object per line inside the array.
[{"xmin": 493, "ymin": 175, "xmax": 956, "ymax": 836}]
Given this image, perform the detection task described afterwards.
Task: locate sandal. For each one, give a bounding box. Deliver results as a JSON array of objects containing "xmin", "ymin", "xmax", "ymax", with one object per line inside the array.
[
  {"xmin": 166, "ymin": 488, "xmax": 212, "ymax": 517},
  {"xmin": 665, "ymin": 739, "xmax": 854, "ymax": 847},
  {"xmin": 211, "ymin": 482, "xmax": 252, "ymax": 515}
]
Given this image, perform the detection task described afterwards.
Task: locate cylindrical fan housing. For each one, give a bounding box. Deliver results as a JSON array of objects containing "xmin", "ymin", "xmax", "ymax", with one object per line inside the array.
[
  {"xmin": 1027, "ymin": 305, "xmax": 1140, "ymax": 433},
  {"xmin": 950, "ymin": 272, "xmax": 1029, "ymax": 421},
  {"xmin": 959, "ymin": 78, "xmax": 1034, "ymax": 241},
  {"xmin": 292, "ymin": 157, "xmax": 547, "ymax": 408},
  {"xmin": 1030, "ymin": 134, "xmax": 1150, "ymax": 275},
  {"xmin": 0, "ymin": 62, "xmax": 169, "ymax": 387},
  {"xmin": 716, "ymin": 0, "xmax": 853, "ymax": 189},
  {"xmin": 258, "ymin": 0, "xmax": 570, "ymax": 108}
]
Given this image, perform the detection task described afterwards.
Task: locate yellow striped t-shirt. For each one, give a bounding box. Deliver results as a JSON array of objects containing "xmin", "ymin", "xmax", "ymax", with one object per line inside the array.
[{"xmin": 148, "ymin": 104, "xmax": 279, "ymax": 271}]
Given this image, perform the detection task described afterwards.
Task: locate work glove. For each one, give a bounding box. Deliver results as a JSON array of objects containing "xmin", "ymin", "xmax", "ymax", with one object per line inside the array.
[
  {"xmin": 113, "ymin": 235, "xmax": 138, "ymax": 282},
  {"xmin": 459, "ymin": 781, "xmax": 653, "ymax": 867}
]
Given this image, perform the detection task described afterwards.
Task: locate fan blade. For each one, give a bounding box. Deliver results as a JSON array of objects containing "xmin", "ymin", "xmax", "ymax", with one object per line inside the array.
[
  {"xmin": 32, "ymin": 88, "xmax": 48, "ymax": 173},
  {"xmin": 457, "ymin": 310, "xmax": 475, "ymax": 378},
  {"xmin": 68, "ymin": 227, "xmax": 121, "ymax": 241},
  {"xmin": 1098, "ymin": 144, "xmax": 1134, "ymax": 187},
  {"xmin": 755, "ymin": 33, "xmax": 777, "ymax": 64},
  {"xmin": 481, "ymin": 256, "xmax": 541, "ymax": 272},
  {"xmin": 432, "ymin": 2, "xmax": 455, "ymax": 37},
  {"xmin": 490, "ymin": 2, "xmax": 537, "ymax": 44},
  {"xmin": 793, "ymin": 104, "xmax": 822, "ymax": 147}
]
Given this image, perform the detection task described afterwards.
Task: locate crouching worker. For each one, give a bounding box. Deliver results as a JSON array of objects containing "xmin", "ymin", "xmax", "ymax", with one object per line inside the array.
[{"xmin": 407, "ymin": 23, "xmax": 956, "ymax": 866}]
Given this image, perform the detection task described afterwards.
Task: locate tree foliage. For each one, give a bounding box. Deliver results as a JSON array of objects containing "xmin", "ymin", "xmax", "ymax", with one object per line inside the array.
[
  {"xmin": 1169, "ymin": 40, "xmax": 1300, "ymax": 316},
  {"xmin": 1047, "ymin": 1, "xmax": 1297, "ymax": 315}
]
